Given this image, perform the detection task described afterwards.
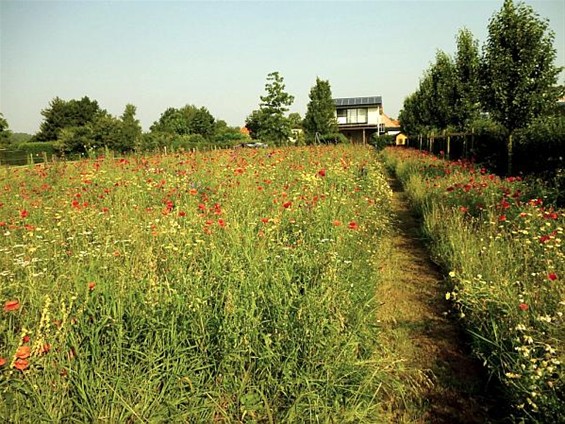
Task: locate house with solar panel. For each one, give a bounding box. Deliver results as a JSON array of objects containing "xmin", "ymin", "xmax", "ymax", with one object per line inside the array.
[{"xmin": 333, "ymin": 96, "xmax": 386, "ymax": 144}]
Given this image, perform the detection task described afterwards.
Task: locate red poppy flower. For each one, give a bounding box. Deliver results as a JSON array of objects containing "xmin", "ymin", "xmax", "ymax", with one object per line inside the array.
[
  {"xmin": 14, "ymin": 358, "xmax": 29, "ymax": 371},
  {"xmin": 348, "ymin": 221, "xmax": 358, "ymax": 230},
  {"xmin": 498, "ymin": 215, "xmax": 507, "ymax": 222},
  {"xmin": 539, "ymin": 235, "xmax": 551, "ymax": 244},
  {"xmin": 88, "ymin": 282, "xmax": 96, "ymax": 291},
  {"xmin": 317, "ymin": 169, "xmax": 326, "ymax": 177},
  {"xmin": 518, "ymin": 303, "xmax": 529, "ymax": 311},
  {"xmin": 218, "ymin": 219, "xmax": 226, "ymax": 228},
  {"xmin": 20, "ymin": 209, "xmax": 29, "ymax": 219},
  {"xmin": 333, "ymin": 220, "xmax": 342, "ymax": 227},
  {"xmin": 283, "ymin": 201, "xmax": 292, "ymax": 209},
  {"xmin": 3, "ymin": 300, "xmax": 20, "ymax": 312},
  {"xmin": 0, "ymin": 357, "xmax": 6, "ymax": 367},
  {"xmin": 543, "ymin": 212, "xmax": 558, "ymax": 220},
  {"xmin": 15, "ymin": 345, "xmax": 31, "ymax": 359},
  {"xmin": 22, "ymin": 335, "xmax": 30, "ymax": 343},
  {"xmin": 548, "ymin": 273, "xmax": 557, "ymax": 281},
  {"xmin": 261, "ymin": 217, "xmax": 269, "ymax": 224}
]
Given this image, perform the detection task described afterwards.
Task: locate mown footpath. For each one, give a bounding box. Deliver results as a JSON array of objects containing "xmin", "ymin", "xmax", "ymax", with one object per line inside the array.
[
  {"xmin": 374, "ymin": 174, "xmax": 497, "ymax": 423},
  {"xmin": 381, "ymin": 147, "xmax": 564, "ymax": 423}
]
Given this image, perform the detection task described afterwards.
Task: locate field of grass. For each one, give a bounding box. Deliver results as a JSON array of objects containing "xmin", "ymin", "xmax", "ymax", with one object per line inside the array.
[
  {"xmin": 381, "ymin": 147, "xmax": 564, "ymax": 423},
  {"xmin": 0, "ymin": 145, "xmax": 395, "ymax": 422}
]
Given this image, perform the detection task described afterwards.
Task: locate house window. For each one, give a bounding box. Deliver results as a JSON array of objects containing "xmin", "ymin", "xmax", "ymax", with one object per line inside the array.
[{"xmin": 337, "ymin": 108, "xmax": 368, "ymax": 124}]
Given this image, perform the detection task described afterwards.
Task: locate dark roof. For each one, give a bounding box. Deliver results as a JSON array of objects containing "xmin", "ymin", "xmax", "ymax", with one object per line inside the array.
[{"xmin": 334, "ymin": 96, "xmax": 382, "ymax": 108}]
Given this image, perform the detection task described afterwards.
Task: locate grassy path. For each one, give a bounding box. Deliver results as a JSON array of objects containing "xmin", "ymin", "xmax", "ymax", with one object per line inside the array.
[{"xmin": 376, "ymin": 176, "xmax": 497, "ymax": 423}]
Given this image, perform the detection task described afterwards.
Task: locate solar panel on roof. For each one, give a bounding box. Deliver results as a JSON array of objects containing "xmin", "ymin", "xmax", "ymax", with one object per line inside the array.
[{"xmin": 333, "ymin": 96, "xmax": 382, "ymax": 107}]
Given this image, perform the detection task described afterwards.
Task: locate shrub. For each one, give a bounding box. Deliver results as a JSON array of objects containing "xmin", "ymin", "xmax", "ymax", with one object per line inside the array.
[
  {"xmin": 370, "ymin": 134, "xmax": 395, "ymax": 151},
  {"xmin": 514, "ymin": 116, "xmax": 565, "ymax": 177},
  {"xmin": 14, "ymin": 142, "xmax": 57, "ymax": 156},
  {"xmin": 317, "ymin": 133, "xmax": 349, "ymax": 144}
]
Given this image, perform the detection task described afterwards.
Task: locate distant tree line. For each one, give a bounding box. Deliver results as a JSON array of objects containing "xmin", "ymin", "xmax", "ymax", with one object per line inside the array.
[
  {"xmin": 22, "ymin": 96, "xmax": 250, "ymax": 155},
  {"xmin": 399, "ymin": 0, "xmax": 564, "ymax": 174},
  {"xmin": 1, "ymin": 70, "xmax": 348, "ymax": 155}
]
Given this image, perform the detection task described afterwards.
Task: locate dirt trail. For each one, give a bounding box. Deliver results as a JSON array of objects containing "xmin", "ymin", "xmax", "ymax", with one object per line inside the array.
[{"xmin": 376, "ymin": 176, "xmax": 499, "ymax": 423}]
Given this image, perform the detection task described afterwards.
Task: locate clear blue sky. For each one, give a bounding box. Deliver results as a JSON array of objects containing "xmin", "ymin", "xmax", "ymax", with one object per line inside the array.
[{"xmin": 1, "ymin": 0, "xmax": 564, "ymax": 134}]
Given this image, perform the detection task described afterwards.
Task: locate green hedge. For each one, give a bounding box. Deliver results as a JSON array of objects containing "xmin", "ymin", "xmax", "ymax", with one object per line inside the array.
[{"xmin": 0, "ymin": 142, "xmax": 58, "ymax": 166}]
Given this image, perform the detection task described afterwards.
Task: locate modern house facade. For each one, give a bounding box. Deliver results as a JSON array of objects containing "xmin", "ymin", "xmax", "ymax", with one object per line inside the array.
[{"xmin": 333, "ymin": 96, "xmax": 386, "ymax": 144}]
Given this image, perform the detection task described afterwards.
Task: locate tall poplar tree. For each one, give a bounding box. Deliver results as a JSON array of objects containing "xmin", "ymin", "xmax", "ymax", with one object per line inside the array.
[
  {"xmin": 454, "ymin": 28, "xmax": 481, "ymax": 129},
  {"xmin": 482, "ymin": 0, "xmax": 563, "ymax": 172},
  {"xmin": 303, "ymin": 77, "xmax": 338, "ymax": 143}
]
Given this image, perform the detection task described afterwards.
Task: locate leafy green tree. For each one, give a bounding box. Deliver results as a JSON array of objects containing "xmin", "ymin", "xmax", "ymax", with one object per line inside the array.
[
  {"xmin": 244, "ymin": 109, "xmax": 267, "ymax": 140},
  {"xmin": 0, "ymin": 113, "xmax": 12, "ymax": 146},
  {"xmin": 399, "ymin": 71, "xmax": 435, "ymax": 135},
  {"xmin": 150, "ymin": 105, "xmax": 215, "ymax": 140},
  {"xmin": 257, "ymin": 71, "xmax": 295, "ymax": 145},
  {"xmin": 454, "ymin": 28, "xmax": 482, "ymax": 129},
  {"xmin": 303, "ymin": 77, "xmax": 338, "ymax": 143},
  {"xmin": 9, "ymin": 133, "xmax": 33, "ymax": 144},
  {"xmin": 399, "ymin": 92, "xmax": 423, "ymax": 135},
  {"xmin": 482, "ymin": 0, "xmax": 563, "ymax": 172},
  {"xmin": 35, "ymin": 96, "xmax": 101, "ymax": 142},
  {"xmin": 150, "ymin": 107, "xmax": 185, "ymax": 134},
  {"xmin": 429, "ymin": 50, "xmax": 458, "ymax": 130},
  {"xmin": 188, "ymin": 106, "xmax": 215, "ymax": 139},
  {"xmin": 120, "ymin": 104, "xmax": 142, "ymax": 151},
  {"xmin": 399, "ymin": 49, "xmax": 460, "ymax": 136},
  {"xmin": 288, "ymin": 112, "xmax": 303, "ymax": 130},
  {"xmin": 57, "ymin": 126, "xmax": 94, "ymax": 154},
  {"xmin": 213, "ymin": 120, "xmax": 249, "ymax": 146},
  {"xmin": 89, "ymin": 112, "xmax": 123, "ymax": 152}
]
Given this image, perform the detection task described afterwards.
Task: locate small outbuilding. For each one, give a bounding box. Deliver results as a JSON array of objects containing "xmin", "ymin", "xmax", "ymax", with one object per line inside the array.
[{"xmin": 395, "ymin": 133, "xmax": 408, "ymax": 146}]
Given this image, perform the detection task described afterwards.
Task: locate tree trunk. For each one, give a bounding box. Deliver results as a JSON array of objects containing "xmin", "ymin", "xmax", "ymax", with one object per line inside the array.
[{"xmin": 507, "ymin": 133, "xmax": 513, "ymax": 176}]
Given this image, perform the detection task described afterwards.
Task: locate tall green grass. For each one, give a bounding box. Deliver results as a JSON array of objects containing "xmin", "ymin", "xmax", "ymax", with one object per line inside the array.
[
  {"xmin": 0, "ymin": 146, "xmax": 394, "ymax": 422},
  {"xmin": 381, "ymin": 147, "xmax": 564, "ymax": 423}
]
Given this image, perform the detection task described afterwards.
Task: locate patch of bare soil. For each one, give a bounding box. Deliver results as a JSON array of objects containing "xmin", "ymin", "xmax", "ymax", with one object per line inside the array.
[{"xmin": 376, "ymin": 176, "xmax": 500, "ymax": 423}]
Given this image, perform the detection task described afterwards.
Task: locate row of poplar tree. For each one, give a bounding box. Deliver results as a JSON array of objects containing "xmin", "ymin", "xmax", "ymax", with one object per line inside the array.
[{"xmin": 399, "ymin": 0, "xmax": 564, "ymax": 143}]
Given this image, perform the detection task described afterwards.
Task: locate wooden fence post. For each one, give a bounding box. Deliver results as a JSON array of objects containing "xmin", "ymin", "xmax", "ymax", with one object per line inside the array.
[{"xmin": 471, "ymin": 128, "xmax": 475, "ymax": 159}]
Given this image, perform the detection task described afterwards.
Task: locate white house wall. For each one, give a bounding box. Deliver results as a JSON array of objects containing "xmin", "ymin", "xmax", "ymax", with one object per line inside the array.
[{"xmin": 367, "ymin": 107, "xmax": 381, "ymax": 125}]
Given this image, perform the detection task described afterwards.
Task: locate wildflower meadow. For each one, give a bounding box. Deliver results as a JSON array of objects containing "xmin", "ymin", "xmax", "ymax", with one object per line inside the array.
[
  {"xmin": 0, "ymin": 145, "xmax": 394, "ymax": 422},
  {"xmin": 381, "ymin": 147, "xmax": 564, "ymax": 423}
]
